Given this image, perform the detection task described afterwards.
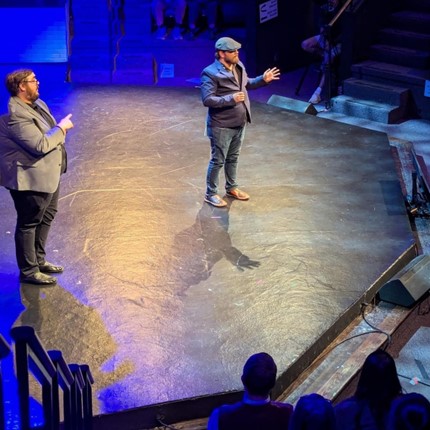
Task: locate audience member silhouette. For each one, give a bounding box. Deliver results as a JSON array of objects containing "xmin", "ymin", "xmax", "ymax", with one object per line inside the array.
[
  {"xmin": 290, "ymin": 393, "xmax": 336, "ymax": 430},
  {"xmin": 207, "ymin": 352, "xmax": 293, "ymax": 429},
  {"xmin": 387, "ymin": 392, "xmax": 430, "ymax": 430},
  {"xmin": 152, "ymin": 0, "xmax": 187, "ymax": 40},
  {"xmin": 301, "ymin": 0, "xmax": 343, "ymax": 104},
  {"xmin": 334, "ymin": 349, "xmax": 403, "ymax": 430}
]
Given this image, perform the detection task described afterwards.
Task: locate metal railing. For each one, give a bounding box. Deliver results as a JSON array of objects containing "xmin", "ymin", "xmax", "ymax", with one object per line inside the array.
[
  {"xmin": 323, "ymin": 0, "xmax": 354, "ymax": 109},
  {"xmin": 10, "ymin": 326, "xmax": 94, "ymax": 430}
]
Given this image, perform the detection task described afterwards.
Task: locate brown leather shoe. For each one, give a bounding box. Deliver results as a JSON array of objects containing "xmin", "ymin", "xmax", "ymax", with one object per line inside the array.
[
  {"xmin": 204, "ymin": 194, "xmax": 227, "ymax": 207},
  {"xmin": 20, "ymin": 272, "xmax": 57, "ymax": 285},
  {"xmin": 39, "ymin": 261, "xmax": 64, "ymax": 273},
  {"xmin": 226, "ymin": 188, "xmax": 250, "ymax": 200}
]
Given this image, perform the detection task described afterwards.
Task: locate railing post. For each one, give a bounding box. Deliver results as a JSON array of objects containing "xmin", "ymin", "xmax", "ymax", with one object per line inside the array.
[
  {"xmin": 13, "ymin": 337, "xmax": 31, "ymax": 430},
  {"xmin": 0, "ymin": 334, "xmax": 11, "ymax": 430},
  {"xmin": 70, "ymin": 364, "xmax": 85, "ymax": 430},
  {"xmin": 48, "ymin": 350, "xmax": 75, "ymax": 430},
  {"xmin": 80, "ymin": 365, "xmax": 94, "ymax": 430}
]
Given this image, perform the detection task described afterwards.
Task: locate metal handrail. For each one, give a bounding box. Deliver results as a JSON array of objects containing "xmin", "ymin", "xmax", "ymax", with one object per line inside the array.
[
  {"xmin": 10, "ymin": 326, "xmax": 94, "ymax": 430},
  {"xmin": 323, "ymin": 0, "xmax": 355, "ymax": 109}
]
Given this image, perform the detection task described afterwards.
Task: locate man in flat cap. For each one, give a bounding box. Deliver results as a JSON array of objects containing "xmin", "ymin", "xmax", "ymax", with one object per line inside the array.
[
  {"xmin": 201, "ymin": 37, "xmax": 280, "ymax": 207},
  {"xmin": 207, "ymin": 352, "xmax": 293, "ymax": 429}
]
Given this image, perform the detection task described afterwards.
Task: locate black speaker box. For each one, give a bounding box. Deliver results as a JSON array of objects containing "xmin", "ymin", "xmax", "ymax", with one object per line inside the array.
[
  {"xmin": 378, "ymin": 254, "xmax": 430, "ymax": 307},
  {"xmin": 267, "ymin": 95, "xmax": 318, "ymax": 116}
]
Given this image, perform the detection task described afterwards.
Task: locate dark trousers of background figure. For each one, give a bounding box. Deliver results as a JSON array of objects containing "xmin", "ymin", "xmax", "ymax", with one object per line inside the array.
[
  {"xmin": 188, "ymin": 0, "xmax": 218, "ymax": 29},
  {"xmin": 206, "ymin": 125, "xmax": 245, "ymax": 197},
  {"xmin": 9, "ymin": 185, "xmax": 60, "ymax": 277}
]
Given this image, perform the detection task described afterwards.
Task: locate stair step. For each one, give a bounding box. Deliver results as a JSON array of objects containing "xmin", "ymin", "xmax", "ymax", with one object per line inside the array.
[
  {"xmin": 115, "ymin": 53, "xmax": 154, "ymax": 68},
  {"xmin": 351, "ymin": 60, "xmax": 430, "ymax": 86},
  {"xmin": 343, "ymin": 78, "xmax": 410, "ymax": 106},
  {"xmin": 112, "ymin": 69, "xmax": 156, "ymax": 85},
  {"xmin": 390, "ymin": 11, "xmax": 430, "ymax": 34},
  {"xmin": 69, "ymin": 53, "xmax": 112, "ymax": 69},
  {"xmin": 407, "ymin": 0, "xmax": 430, "ymax": 13},
  {"xmin": 69, "ymin": 69, "xmax": 112, "ymax": 84},
  {"xmin": 330, "ymin": 95, "xmax": 404, "ymax": 124},
  {"xmin": 71, "ymin": 36, "xmax": 112, "ymax": 52},
  {"xmin": 369, "ymin": 44, "xmax": 430, "ymax": 69},
  {"xmin": 378, "ymin": 28, "xmax": 430, "ymax": 51}
]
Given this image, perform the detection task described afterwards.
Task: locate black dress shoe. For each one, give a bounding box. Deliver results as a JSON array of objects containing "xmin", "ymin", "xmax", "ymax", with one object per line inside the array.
[
  {"xmin": 20, "ymin": 272, "xmax": 57, "ymax": 285},
  {"xmin": 39, "ymin": 261, "xmax": 64, "ymax": 273}
]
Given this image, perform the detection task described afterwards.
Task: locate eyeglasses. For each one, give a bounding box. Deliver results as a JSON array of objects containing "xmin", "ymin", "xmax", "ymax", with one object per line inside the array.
[
  {"xmin": 225, "ymin": 50, "xmax": 238, "ymax": 53},
  {"xmin": 22, "ymin": 79, "xmax": 39, "ymax": 84}
]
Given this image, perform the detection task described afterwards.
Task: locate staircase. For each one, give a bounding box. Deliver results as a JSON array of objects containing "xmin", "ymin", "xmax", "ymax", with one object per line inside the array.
[
  {"xmin": 332, "ymin": 0, "xmax": 430, "ymax": 123},
  {"xmin": 69, "ymin": 0, "xmax": 119, "ymax": 83}
]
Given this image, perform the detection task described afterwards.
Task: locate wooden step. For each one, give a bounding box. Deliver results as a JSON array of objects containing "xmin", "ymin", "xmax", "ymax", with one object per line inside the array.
[
  {"xmin": 351, "ymin": 60, "xmax": 430, "ymax": 86},
  {"xmin": 389, "ymin": 11, "xmax": 430, "ymax": 34},
  {"xmin": 343, "ymin": 78, "xmax": 410, "ymax": 106},
  {"xmin": 378, "ymin": 28, "xmax": 430, "ymax": 52},
  {"xmin": 405, "ymin": 0, "xmax": 430, "ymax": 13},
  {"xmin": 369, "ymin": 44, "xmax": 430, "ymax": 70},
  {"xmin": 330, "ymin": 95, "xmax": 405, "ymax": 124}
]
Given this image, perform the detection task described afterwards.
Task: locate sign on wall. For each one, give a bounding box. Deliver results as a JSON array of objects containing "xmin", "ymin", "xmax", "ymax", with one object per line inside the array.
[{"xmin": 259, "ymin": 0, "xmax": 278, "ymax": 24}]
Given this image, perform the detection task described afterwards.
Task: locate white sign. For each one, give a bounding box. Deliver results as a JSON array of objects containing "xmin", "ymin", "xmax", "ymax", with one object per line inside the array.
[
  {"xmin": 425, "ymin": 80, "xmax": 430, "ymax": 98},
  {"xmin": 260, "ymin": 0, "xmax": 278, "ymax": 24},
  {"xmin": 160, "ymin": 64, "xmax": 174, "ymax": 79}
]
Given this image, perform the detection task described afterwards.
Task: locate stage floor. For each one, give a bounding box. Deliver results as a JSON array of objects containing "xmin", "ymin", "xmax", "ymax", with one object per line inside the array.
[{"xmin": 0, "ymin": 85, "xmax": 415, "ymax": 417}]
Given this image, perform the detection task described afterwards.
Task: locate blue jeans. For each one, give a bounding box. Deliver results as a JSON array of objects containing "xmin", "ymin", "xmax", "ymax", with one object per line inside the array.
[{"xmin": 206, "ymin": 125, "xmax": 246, "ymax": 196}]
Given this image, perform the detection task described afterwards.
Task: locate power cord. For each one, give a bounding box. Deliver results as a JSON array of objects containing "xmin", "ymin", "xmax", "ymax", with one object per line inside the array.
[
  {"xmin": 397, "ymin": 373, "xmax": 430, "ymax": 388},
  {"xmin": 309, "ymin": 301, "xmax": 391, "ymax": 364},
  {"xmin": 156, "ymin": 414, "xmax": 178, "ymax": 430},
  {"xmin": 359, "ymin": 302, "xmax": 392, "ymax": 347}
]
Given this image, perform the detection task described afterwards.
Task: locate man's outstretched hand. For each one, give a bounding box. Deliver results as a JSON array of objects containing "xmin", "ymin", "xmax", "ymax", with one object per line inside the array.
[{"xmin": 263, "ymin": 67, "xmax": 281, "ymax": 83}]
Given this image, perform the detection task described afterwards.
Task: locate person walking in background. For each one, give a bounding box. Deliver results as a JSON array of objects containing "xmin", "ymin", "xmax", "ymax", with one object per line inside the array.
[
  {"xmin": 200, "ymin": 37, "xmax": 280, "ymax": 208},
  {"xmin": 0, "ymin": 69, "xmax": 73, "ymax": 285},
  {"xmin": 152, "ymin": 0, "xmax": 187, "ymax": 40},
  {"xmin": 207, "ymin": 352, "xmax": 293, "ymax": 429},
  {"xmin": 334, "ymin": 349, "xmax": 403, "ymax": 430},
  {"xmin": 290, "ymin": 393, "xmax": 336, "ymax": 430}
]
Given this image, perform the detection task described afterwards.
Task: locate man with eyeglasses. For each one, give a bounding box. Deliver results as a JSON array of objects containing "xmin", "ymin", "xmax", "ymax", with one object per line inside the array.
[
  {"xmin": 0, "ymin": 69, "xmax": 73, "ymax": 285},
  {"xmin": 201, "ymin": 37, "xmax": 280, "ymax": 208}
]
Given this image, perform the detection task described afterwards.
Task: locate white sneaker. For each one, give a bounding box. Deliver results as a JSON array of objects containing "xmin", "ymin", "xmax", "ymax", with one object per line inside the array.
[{"xmin": 309, "ymin": 90, "xmax": 321, "ymax": 104}]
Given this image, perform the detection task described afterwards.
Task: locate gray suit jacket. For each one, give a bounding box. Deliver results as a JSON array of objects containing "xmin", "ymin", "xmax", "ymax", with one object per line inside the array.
[{"xmin": 0, "ymin": 97, "xmax": 66, "ymax": 193}]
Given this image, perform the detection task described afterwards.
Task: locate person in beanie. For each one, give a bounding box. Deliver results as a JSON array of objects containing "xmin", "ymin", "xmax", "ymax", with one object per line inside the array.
[
  {"xmin": 207, "ymin": 352, "xmax": 293, "ymax": 429},
  {"xmin": 200, "ymin": 37, "xmax": 280, "ymax": 207}
]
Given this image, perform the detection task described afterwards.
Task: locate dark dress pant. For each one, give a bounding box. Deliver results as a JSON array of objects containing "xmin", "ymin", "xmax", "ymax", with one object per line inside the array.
[{"xmin": 9, "ymin": 185, "xmax": 60, "ymax": 277}]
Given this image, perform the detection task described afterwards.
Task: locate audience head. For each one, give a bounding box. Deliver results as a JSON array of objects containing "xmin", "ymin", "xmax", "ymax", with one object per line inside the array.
[
  {"xmin": 241, "ymin": 352, "xmax": 277, "ymax": 398},
  {"xmin": 388, "ymin": 393, "xmax": 430, "ymax": 430},
  {"xmin": 355, "ymin": 349, "xmax": 402, "ymax": 403},
  {"xmin": 290, "ymin": 393, "xmax": 336, "ymax": 430}
]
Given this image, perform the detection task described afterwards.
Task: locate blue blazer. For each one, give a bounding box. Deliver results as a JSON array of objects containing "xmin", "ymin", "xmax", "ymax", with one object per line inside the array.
[{"xmin": 201, "ymin": 59, "xmax": 267, "ymax": 128}]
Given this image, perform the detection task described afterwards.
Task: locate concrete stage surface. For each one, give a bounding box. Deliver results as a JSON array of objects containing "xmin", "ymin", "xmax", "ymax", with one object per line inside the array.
[{"xmin": 0, "ymin": 85, "xmax": 416, "ymax": 420}]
